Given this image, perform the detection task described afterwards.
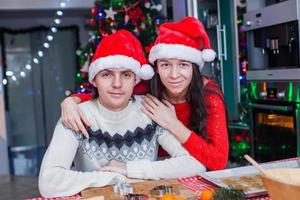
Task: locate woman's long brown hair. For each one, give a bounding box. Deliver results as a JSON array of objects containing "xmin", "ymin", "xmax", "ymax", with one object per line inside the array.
[{"xmin": 150, "ymin": 62, "xmax": 226, "ymax": 139}]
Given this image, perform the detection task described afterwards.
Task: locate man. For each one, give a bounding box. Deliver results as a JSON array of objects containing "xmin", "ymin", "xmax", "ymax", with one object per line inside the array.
[{"xmin": 39, "ymin": 30, "xmax": 205, "ymax": 198}]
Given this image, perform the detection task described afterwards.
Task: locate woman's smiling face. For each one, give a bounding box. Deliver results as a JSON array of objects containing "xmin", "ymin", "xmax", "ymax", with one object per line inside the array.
[{"xmin": 156, "ymin": 59, "xmax": 193, "ymax": 99}]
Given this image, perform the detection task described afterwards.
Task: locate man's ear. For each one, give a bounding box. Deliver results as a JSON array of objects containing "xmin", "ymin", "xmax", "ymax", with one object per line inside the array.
[{"xmin": 91, "ymin": 80, "xmax": 97, "ymax": 87}]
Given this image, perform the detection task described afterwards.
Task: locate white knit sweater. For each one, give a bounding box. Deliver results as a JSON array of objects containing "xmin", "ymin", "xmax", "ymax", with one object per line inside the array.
[{"xmin": 38, "ymin": 96, "xmax": 206, "ymax": 198}]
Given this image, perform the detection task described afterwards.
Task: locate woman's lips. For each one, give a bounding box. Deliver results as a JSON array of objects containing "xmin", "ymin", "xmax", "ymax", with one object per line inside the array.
[{"xmin": 168, "ymin": 81, "xmax": 183, "ymax": 86}]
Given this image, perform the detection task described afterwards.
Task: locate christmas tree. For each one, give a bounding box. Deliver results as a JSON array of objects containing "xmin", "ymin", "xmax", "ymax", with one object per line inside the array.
[{"xmin": 75, "ymin": 0, "xmax": 164, "ymax": 94}]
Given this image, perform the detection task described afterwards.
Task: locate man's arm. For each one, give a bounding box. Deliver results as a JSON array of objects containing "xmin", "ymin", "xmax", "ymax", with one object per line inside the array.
[{"xmin": 39, "ymin": 121, "xmax": 126, "ymax": 198}]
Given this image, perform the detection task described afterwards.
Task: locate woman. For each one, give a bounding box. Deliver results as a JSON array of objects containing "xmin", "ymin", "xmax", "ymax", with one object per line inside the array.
[{"xmin": 61, "ymin": 17, "xmax": 229, "ymax": 171}]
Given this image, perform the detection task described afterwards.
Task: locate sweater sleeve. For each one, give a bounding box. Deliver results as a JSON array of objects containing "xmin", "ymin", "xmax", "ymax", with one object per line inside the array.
[
  {"xmin": 126, "ymin": 128, "xmax": 206, "ymax": 179},
  {"xmin": 72, "ymin": 93, "xmax": 93, "ymax": 103},
  {"xmin": 183, "ymin": 92, "xmax": 229, "ymax": 171},
  {"xmin": 38, "ymin": 121, "xmax": 126, "ymax": 198}
]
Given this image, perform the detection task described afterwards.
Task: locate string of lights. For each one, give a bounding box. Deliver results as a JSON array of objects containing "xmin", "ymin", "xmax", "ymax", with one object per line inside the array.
[{"xmin": 2, "ymin": 0, "xmax": 71, "ymax": 85}]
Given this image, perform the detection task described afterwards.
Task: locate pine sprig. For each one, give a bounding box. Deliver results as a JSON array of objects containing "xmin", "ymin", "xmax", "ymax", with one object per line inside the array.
[{"xmin": 213, "ymin": 186, "xmax": 246, "ymax": 200}]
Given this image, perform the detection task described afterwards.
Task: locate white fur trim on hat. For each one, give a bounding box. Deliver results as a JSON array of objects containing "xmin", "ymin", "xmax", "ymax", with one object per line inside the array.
[
  {"xmin": 89, "ymin": 55, "xmax": 154, "ymax": 83},
  {"xmin": 149, "ymin": 43, "xmax": 204, "ymax": 69},
  {"xmin": 149, "ymin": 43, "xmax": 216, "ymax": 70}
]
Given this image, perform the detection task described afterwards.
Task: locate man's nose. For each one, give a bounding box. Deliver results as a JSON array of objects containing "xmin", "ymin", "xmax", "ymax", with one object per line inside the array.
[{"xmin": 112, "ymin": 75, "xmax": 122, "ymax": 88}]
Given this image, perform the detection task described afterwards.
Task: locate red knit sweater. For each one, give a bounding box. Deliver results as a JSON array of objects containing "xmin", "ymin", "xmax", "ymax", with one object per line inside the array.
[
  {"xmin": 72, "ymin": 80, "xmax": 229, "ymax": 170},
  {"xmin": 178, "ymin": 81, "xmax": 229, "ymax": 170}
]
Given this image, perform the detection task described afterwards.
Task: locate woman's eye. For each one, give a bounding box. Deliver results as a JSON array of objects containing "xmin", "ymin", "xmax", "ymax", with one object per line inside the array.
[
  {"xmin": 179, "ymin": 63, "xmax": 190, "ymax": 68},
  {"xmin": 160, "ymin": 63, "xmax": 170, "ymax": 68}
]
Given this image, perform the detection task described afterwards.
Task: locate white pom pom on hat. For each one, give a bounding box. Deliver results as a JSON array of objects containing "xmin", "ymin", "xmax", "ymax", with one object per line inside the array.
[
  {"xmin": 201, "ymin": 49, "xmax": 216, "ymax": 62},
  {"xmin": 140, "ymin": 64, "xmax": 155, "ymax": 80},
  {"xmin": 148, "ymin": 17, "xmax": 216, "ymax": 71}
]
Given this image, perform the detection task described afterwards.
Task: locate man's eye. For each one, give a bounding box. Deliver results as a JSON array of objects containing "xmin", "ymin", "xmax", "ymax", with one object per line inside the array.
[
  {"xmin": 101, "ymin": 73, "xmax": 111, "ymax": 77},
  {"xmin": 123, "ymin": 72, "xmax": 133, "ymax": 78}
]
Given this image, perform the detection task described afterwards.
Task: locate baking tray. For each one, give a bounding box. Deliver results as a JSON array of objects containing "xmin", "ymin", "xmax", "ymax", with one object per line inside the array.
[{"xmin": 200, "ymin": 158, "xmax": 300, "ymax": 197}]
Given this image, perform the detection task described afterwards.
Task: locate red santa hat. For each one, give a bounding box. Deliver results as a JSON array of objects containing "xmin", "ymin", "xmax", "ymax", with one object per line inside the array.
[
  {"xmin": 148, "ymin": 17, "xmax": 216, "ymax": 70},
  {"xmin": 89, "ymin": 29, "xmax": 154, "ymax": 83}
]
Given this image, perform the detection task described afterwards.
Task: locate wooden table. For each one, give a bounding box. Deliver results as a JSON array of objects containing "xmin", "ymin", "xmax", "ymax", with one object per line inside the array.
[
  {"xmin": 28, "ymin": 176, "xmax": 272, "ymax": 200},
  {"xmin": 81, "ymin": 178, "xmax": 198, "ymax": 199}
]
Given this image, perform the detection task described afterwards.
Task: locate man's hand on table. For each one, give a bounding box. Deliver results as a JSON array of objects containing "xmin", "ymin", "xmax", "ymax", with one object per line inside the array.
[{"xmin": 99, "ymin": 160, "xmax": 127, "ymax": 176}]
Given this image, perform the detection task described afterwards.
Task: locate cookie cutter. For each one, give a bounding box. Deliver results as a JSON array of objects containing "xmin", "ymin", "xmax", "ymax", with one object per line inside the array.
[
  {"xmin": 124, "ymin": 193, "xmax": 148, "ymax": 200},
  {"xmin": 150, "ymin": 185, "xmax": 173, "ymax": 197},
  {"xmin": 113, "ymin": 182, "xmax": 133, "ymax": 196}
]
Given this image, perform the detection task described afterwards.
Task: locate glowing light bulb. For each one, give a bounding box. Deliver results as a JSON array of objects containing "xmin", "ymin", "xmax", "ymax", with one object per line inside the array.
[
  {"xmin": 6, "ymin": 71, "xmax": 14, "ymax": 76},
  {"xmin": 33, "ymin": 58, "xmax": 39, "ymax": 64},
  {"xmin": 56, "ymin": 10, "xmax": 63, "ymax": 16},
  {"xmin": 38, "ymin": 51, "xmax": 44, "ymax": 57},
  {"xmin": 20, "ymin": 71, "xmax": 26, "ymax": 77},
  {"xmin": 47, "ymin": 35, "xmax": 53, "ymax": 41},
  {"xmin": 60, "ymin": 2, "xmax": 66, "ymax": 8},
  {"xmin": 43, "ymin": 42, "xmax": 50, "ymax": 48},
  {"xmin": 26, "ymin": 64, "xmax": 32, "ymax": 70},
  {"xmin": 51, "ymin": 27, "xmax": 58, "ymax": 33},
  {"xmin": 2, "ymin": 79, "xmax": 7, "ymax": 85},
  {"xmin": 54, "ymin": 19, "xmax": 61, "ymax": 25}
]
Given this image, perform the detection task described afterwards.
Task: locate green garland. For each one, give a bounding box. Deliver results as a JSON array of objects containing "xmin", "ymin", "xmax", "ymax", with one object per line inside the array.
[{"xmin": 213, "ymin": 186, "xmax": 246, "ymax": 200}]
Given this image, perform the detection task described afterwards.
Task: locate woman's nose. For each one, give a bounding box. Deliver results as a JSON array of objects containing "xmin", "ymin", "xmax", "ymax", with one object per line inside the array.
[{"xmin": 170, "ymin": 66, "xmax": 179, "ymax": 78}]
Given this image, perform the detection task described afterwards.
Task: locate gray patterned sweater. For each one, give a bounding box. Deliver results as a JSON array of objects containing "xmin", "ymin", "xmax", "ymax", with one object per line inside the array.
[{"xmin": 38, "ymin": 96, "xmax": 206, "ymax": 198}]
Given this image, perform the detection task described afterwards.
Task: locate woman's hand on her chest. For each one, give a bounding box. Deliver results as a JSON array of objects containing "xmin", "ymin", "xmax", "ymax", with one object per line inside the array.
[
  {"xmin": 140, "ymin": 94, "xmax": 178, "ymax": 131},
  {"xmin": 141, "ymin": 94, "xmax": 192, "ymax": 143}
]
